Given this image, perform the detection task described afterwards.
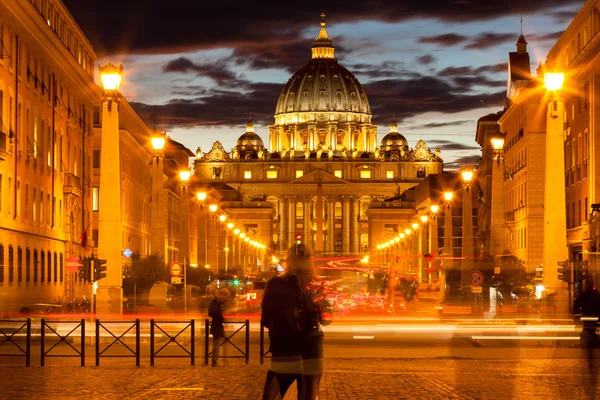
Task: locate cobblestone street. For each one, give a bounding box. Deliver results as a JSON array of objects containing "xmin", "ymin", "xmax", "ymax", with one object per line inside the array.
[{"xmin": 2, "ymin": 357, "xmax": 599, "ymax": 399}]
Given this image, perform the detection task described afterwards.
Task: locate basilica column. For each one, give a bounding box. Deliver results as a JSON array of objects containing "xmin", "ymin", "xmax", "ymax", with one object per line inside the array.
[
  {"xmin": 279, "ymin": 197, "xmax": 288, "ymax": 251},
  {"xmin": 308, "ymin": 124, "xmax": 317, "ymax": 150},
  {"xmin": 303, "ymin": 197, "xmax": 312, "ymax": 249},
  {"xmin": 347, "ymin": 124, "xmax": 355, "ymax": 150},
  {"xmin": 350, "ymin": 197, "xmax": 360, "ymax": 254},
  {"xmin": 288, "ymin": 197, "xmax": 297, "ymax": 248},
  {"xmin": 326, "ymin": 198, "xmax": 335, "ymax": 254},
  {"xmin": 342, "ymin": 197, "xmax": 351, "ymax": 254}
]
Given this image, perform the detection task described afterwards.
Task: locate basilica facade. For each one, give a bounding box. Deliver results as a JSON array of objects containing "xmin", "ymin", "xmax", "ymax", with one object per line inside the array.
[{"xmin": 193, "ymin": 16, "xmax": 443, "ymax": 257}]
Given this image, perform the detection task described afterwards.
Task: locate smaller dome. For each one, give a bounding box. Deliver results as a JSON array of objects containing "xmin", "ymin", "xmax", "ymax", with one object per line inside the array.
[
  {"xmin": 381, "ymin": 118, "xmax": 408, "ymax": 150},
  {"xmin": 236, "ymin": 119, "xmax": 264, "ymax": 150}
]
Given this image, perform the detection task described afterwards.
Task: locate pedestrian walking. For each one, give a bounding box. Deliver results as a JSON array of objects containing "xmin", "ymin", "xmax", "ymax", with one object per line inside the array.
[
  {"xmin": 208, "ymin": 288, "xmax": 228, "ymax": 366},
  {"xmin": 261, "ymin": 242, "xmax": 330, "ymax": 400}
]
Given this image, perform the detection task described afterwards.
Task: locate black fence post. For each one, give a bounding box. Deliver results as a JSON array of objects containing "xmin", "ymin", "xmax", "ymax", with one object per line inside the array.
[
  {"xmin": 80, "ymin": 319, "xmax": 85, "ymax": 367},
  {"xmin": 40, "ymin": 319, "xmax": 45, "ymax": 367},
  {"xmin": 190, "ymin": 319, "xmax": 195, "ymax": 366},
  {"xmin": 95, "ymin": 319, "xmax": 100, "ymax": 366},
  {"xmin": 26, "ymin": 318, "xmax": 31, "ymax": 367},
  {"xmin": 150, "ymin": 319, "xmax": 155, "ymax": 366},
  {"xmin": 204, "ymin": 319, "xmax": 209, "ymax": 365},
  {"xmin": 260, "ymin": 321, "xmax": 264, "ymax": 365},
  {"xmin": 135, "ymin": 319, "xmax": 140, "ymax": 367},
  {"xmin": 245, "ymin": 319, "xmax": 250, "ymax": 365}
]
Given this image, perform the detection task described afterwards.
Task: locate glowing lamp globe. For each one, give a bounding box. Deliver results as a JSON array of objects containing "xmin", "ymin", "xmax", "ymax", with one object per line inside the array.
[
  {"xmin": 544, "ymin": 72, "xmax": 564, "ymax": 91},
  {"xmin": 99, "ymin": 63, "xmax": 123, "ymax": 93},
  {"xmin": 491, "ymin": 137, "xmax": 504, "ymax": 151},
  {"xmin": 430, "ymin": 205, "xmax": 439, "ymax": 213},
  {"xmin": 179, "ymin": 170, "xmax": 191, "ymax": 182},
  {"xmin": 197, "ymin": 192, "xmax": 207, "ymax": 201},
  {"xmin": 151, "ymin": 136, "xmax": 166, "ymax": 151},
  {"xmin": 209, "ymin": 204, "xmax": 218, "ymax": 213}
]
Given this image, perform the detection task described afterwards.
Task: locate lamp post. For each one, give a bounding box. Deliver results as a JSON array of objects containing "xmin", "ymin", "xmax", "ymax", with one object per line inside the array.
[
  {"xmin": 150, "ymin": 133, "xmax": 166, "ymax": 261},
  {"xmin": 412, "ymin": 222, "xmax": 421, "ymax": 281},
  {"xmin": 97, "ymin": 63, "xmax": 124, "ymax": 315},
  {"xmin": 461, "ymin": 169, "xmax": 474, "ymax": 292},
  {"xmin": 443, "ymin": 191, "xmax": 453, "ymax": 301},
  {"xmin": 404, "ymin": 228, "xmax": 412, "ymax": 273},
  {"xmin": 429, "ymin": 204, "xmax": 441, "ymax": 299},
  {"xmin": 226, "ymin": 222, "xmax": 234, "ymax": 273},
  {"xmin": 196, "ymin": 191, "xmax": 208, "ymax": 269},
  {"xmin": 542, "ymin": 71, "xmax": 569, "ymax": 312},
  {"xmin": 178, "ymin": 169, "xmax": 191, "ymax": 314},
  {"xmin": 208, "ymin": 204, "xmax": 218, "ymax": 273},
  {"xmin": 218, "ymin": 214, "xmax": 227, "ymax": 272},
  {"xmin": 420, "ymin": 214, "xmax": 429, "ymax": 282},
  {"xmin": 490, "ymin": 135, "xmax": 506, "ymax": 260}
]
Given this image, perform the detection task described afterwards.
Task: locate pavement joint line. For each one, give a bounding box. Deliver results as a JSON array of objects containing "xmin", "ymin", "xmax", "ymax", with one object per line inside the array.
[{"xmin": 159, "ymin": 388, "xmax": 205, "ymax": 391}]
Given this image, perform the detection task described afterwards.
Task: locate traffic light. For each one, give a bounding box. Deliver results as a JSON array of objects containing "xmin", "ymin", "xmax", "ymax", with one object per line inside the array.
[
  {"xmin": 94, "ymin": 258, "xmax": 107, "ymax": 281},
  {"xmin": 557, "ymin": 260, "xmax": 571, "ymax": 283},
  {"xmin": 78, "ymin": 258, "xmax": 91, "ymax": 282},
  {"xmin": 575, "ymin": 260, "xmax": 589, "ymax": 281},
  {"xmin": 232, "ymin": 274, "xmax": 239, "ymax": 286},
  {"xmin": 295, "ymin": 234, "xmax": 302, "ymax": 244}
]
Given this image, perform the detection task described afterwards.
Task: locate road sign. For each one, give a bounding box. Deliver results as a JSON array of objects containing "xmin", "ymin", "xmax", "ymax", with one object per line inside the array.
[
  {"xmin": 170, "ymin": 261, "xmax": 182, "ymax": 277},
  {"xmin": 471, "ymin": 270, "xmax": 484, "ymax": 287},
  {"xmin": 171, "ymin": 277, "xmax": 182, "ymax": 284},
  {"xmin": 66, "ymin": 256, "xmax": 83, "ymax": 273},
  {"xmin": 471, "ymin": 286, "xmax": 483, "ymax": 294}
]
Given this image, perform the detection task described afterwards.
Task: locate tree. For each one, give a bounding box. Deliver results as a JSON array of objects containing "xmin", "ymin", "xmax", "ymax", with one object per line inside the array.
[
  {"xmin": 186, "ymin": 267, "xmax": 214, "ymax": 287},
  {"xmin": 491, "ymin": 255, "xmax": 534, "ymax": 297},
  {"xmin": 123, "ymin": 253, "xmax": 170, "ymax": 293}
]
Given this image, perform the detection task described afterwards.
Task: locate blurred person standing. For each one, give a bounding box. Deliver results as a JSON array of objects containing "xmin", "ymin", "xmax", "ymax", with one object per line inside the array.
[
  {"xmin": 261, "ymin": 242, "xmax": 329, "ymax": 399},
  {"xmin": 208, "ymin": 288, "xmax": 229, "ymax": 366}
]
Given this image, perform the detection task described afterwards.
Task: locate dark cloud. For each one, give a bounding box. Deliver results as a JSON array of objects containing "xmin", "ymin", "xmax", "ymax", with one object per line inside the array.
[
  {"xmin": 529, "ymin": 31, "xmax": 564, "ymax": 42},
  {"xmin": 474, "ymin": 63, "xmax": 508, "ymax": 74},
  {"xmin": 444, "ymin": 155, "xmax": 482, "ymax": 170},
  {"xmin": 464, "ymin": 32, "xmax": 515, "ymax": 50},
  {"xmin": 418, "ymin": 33, "xmax": 467, "ymax": 47},
  {"xmin": 62, "ymin": 0, "xmax": 585, "ymax": 56},
  {"xmin": 163, "ymin": 57, "xmax": 239, "ymax": 84},
  {"xmin": 412, "ymin": 120, "xmax": 473, "ymax": 129},
  {"xmin": 544, "ymin": 10, "xmax": 578, "ymax": 24},
  {"xmin": 452, "ymin": 76, "xmax": 506, "ymax": 88},
  {"xmin": 437, "ymin": 64, "xmax": 507, "ymax": 88},
  {"xmin": 425, "ymin": 139, "xmax": 480, "ymax": 151},
  {"xmin": 416, "ymin": 54, "xmax": 436, "ymax": 65}
]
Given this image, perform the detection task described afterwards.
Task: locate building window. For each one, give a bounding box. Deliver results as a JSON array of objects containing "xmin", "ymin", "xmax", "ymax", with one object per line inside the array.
[
  {"xmin": 93, "ymin": 150, "xmax": 100, "ymax": 168},
  {"xmin": 386, "ymin": 170, "xmax": 394, "ymax": 179},
  {"xmin": 334, "ymin": 170, "xmax": 342, "ymax": 178},
  {"xmin": 17, "ymin": 247, "xmax": 22, "ymax": 283},
  {"xmin": 93, "ymin": 229, "xmax": 99, "ymax": 247},
  {"xmin": 40, "ymin": 251, "xmax": 45, "ymax": 282},
  {"xmin": 244, "ymin": 171, "xmax": 252, "ymax": 179},
  {"xmin": 296, "ymin": 170, "xmax": 304, "ymax": 178},
  {"xmin": 417, "ymin": 167, "xmax": 426, "ymax": 178},
  {"xmin": 47, "ymin": 251, "xmax": 52, "ymax": 283},
  {"xmin": 25, "ymin": 248, "xmax": 30, "ymax": 283},
  {"xmin": 33, "ymin": 250, "xmax": 38, "ymax": 283},
  {"xmin": 92, "ymin": 187, "xmax": 99, "ymax": 211},
  {"xmin": 212, "ymin": 167, "xmax": 222, "ymax": 179},
  {"xmin": 360, "ymin": 170, "xmax": 371, "ymax": 179},
  {"xmin": 266, "ymin": 170, "xmax": 278, "ymax": 179},
  {"xmin": 585, "ymin": 197, "xmax": 589, "ymax": 222},
  {"xmin": 59, "ymin": 254, "xmax": 63, "ymax": 283},
  {"xmin": 296, "ymin": 202, "xmax": 303, "ymax": 218},
  {"xmin": 335, "ymin": 202, "xmax": 342, "ymax": 218},
  {"xmin": 93, "ymin": 106, "xmax": 101, "ymax": 126},
  {"xmin": 0, "ymin": 244, "xmax": 4, "ymax": 284},
  {"xmin": 53, "ymin": 252, "xmax": 58, "ymax": 283},
  {"xmin": 8, "ymin": 245, "xmax": 13, "ymax": 284}
]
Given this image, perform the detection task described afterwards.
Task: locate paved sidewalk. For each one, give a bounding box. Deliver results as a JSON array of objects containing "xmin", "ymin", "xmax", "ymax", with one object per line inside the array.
[{"xmin": 1, "ymin": 357, "xmax": 600, "ymax": 399}]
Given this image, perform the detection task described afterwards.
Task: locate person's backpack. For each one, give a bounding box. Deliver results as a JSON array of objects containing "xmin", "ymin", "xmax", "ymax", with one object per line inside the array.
[{"xmin": 208, "ymin": 298, "xmax": 222, "ymax": 319}]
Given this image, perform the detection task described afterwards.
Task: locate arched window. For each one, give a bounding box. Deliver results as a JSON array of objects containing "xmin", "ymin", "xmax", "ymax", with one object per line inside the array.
[
  {"xmin": 360, "ymin": 201, "xmax": 369, "ymax": 216},
  {"xmin": 335, "ymin": 202, "xmax": 342, "ymax": 218},
  {"xmin": 296, "ymin": 202, "xmax": 304, "ymax": 219}
]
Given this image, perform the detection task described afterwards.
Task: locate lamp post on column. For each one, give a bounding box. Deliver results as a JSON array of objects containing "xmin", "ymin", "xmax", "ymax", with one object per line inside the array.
[
  {"xmin": 207, "ymin": 204, "xmax": 218, "ymax": 272},
  {"xmin": 226, "ymin": 222, "xmax": 234, "ymax": 273},
  {"xmin": 97, "ymin": 63, "xmax": 124, "ymax": 315},
  {"xmin": 429, "ymin": 205, "xmax": 441, "ymax": 299},
  {"xmin": 404, "ymin": 228, "xmax": 412, "ymax": 273},
  {"xmin": 412, "ymin": 222, "xmax": 421, "ymax": 281},
  {"xmin": 461, "ymin": 169, "xmax": 474, "ymax": 292},
  {"xmin": 218, "ymin": 214, "xmax": 227, "ymax": 273},
  {"xmin": 420, "ymin": 214, "xmax": 429, "ymax": 283},
  {"xmin": 178, "ymin": 169, "xmax": 191, "ymax": 314},
  {"xmin": 490, "ymin": 135, "xmax": 506, "ymax": 260},
  {"xmin": 443, "ymin": 191, "xmax": 453, "ymax": 301},
  {"xmin": 542, "ymin": 71, "xmax": 568, "ymax": 311}
]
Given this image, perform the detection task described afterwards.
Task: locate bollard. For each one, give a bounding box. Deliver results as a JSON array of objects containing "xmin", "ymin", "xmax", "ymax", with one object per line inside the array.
[{"xmin": 40, "ymin": 319, "xmax": 45, "ymax": 366}]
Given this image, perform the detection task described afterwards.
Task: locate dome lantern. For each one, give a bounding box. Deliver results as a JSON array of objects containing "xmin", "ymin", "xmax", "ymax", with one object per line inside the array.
[{"xmin": 312, "ymin": 13, "xmax": 335, "ymax": 60}]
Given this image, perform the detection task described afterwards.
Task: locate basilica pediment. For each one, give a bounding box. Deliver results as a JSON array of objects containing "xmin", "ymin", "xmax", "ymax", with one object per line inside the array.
[{"xmin": 288, "ymin": 168, "xmax": 349, "ymax": 184}]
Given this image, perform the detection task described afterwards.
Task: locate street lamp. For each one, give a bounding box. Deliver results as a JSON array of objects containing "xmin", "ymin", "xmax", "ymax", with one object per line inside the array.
[
  {"xmin": 178, "ymin": 168, "xmax": 192, "ymax": 314},
  {"xmin": 197, "ymin": 191, "xmax": 207, "ymax": 202},
  {"xmin": 442, "ymin": 191, "xmax": 453, "ymax": 303},
  {"xmin": 151, "ymin": 134, "xmax": 166, "ymax": 153},
  {"xmin": 430, "ymin": 205, "xmax": 439, "ymax": 214},
  {"xmin": 461, "ymin": 168, "xmax": 475, "ymax": 291},
  {"xmin": 179, "ymin": 169, "xmax": 191, "ymax": 182},
  {"xmin": 490, "ymin": 134, "xmax": 506, "ymax": 259},
  {"xmin": 420, "ymin": 215, "xmax": 428, "ymax": 224},
  {"xmin": 96, "ymin": 63, "xmax": 125, "ymax": 314},
  {"xmin": 429, "ymin": 204, "xmax": 440, "ymax": 289},
  {"xmin": 226, "ymin": 222, "xmax": 234, "ymax": 272},
  {"xmin": 542, "ymin": 70, "xmax": 568, "ymax": 309}
]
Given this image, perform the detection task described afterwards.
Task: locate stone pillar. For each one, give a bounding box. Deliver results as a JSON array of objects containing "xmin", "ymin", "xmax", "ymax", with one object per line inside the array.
[
  {"xmin": 347, "ymin": 124, "xmax": 354, "ymax": 150},
  {"xmin": 97, "ymin": 98, "xmax": 123, "ymax": 314},
  {"xmin": 288, "ymin": 196, "xmax": 296, "ymax": 249},
  {"xmin": 316, "ymin": 185, "xmax": 324, "ymax": 252},
  {"xmin": 543, "ymin": 93, "xmax": 568, "ymax": 311},
  {"xmin": 342, "ymin": 197, "xmax": 350, "ymax": 254},
  {"xmin": 351, "ymin": 197, "xmax": 359, "ymax": 254},
  {"xmin": 198, "ymin": 207, "xmax": 207, "ymax": 267},
  {"xmin": 279, "ymin": 197, "xmax": 287, "ymax": 251},
  {"xmin": 308, "ymin": 124, "xmax": 317, "ymax": 151},
  {"xmin": 207, "ymin": 214, "xmax": 218, "ymax": 272},
  {"xmin": 429, "ymin": 211, "xmax": 439, "ymax": 283},
  {"xmin": 150, "ymin": 159, "xmax": 165, "ymax": 260},
  {"xmin": 303, "ymin": 197, "xmax": 311, "ymax": 250},
  {"xmin": 327, "ymin": 198, "xmax": 335, "ymax": 254}
]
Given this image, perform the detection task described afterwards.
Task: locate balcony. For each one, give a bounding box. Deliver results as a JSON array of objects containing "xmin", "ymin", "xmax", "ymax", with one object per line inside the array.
[{"xmin": 63, "ymin": 173, "xmax": 82, "ymax": 197}]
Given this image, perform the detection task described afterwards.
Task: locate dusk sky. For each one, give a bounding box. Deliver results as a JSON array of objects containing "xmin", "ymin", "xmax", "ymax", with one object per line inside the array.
[{"xmin": 64, "ymin": 0, "xmax": 584, "ymax": 169}]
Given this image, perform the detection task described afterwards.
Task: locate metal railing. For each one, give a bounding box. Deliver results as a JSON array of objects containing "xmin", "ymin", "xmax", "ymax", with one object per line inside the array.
[
  {"xmin": 150, "ymin": 319, "xmax": 195, "ymax": 366},
  {"xmin": 204, "ymin": 319, "xmax": 249, "ymax": 365},
  {"xmin": 259, "ymin": 321, "xmax": 271, "ymax": 365},
  {"xmin": 41, "ymin": 319, "xmax": 85, "ymax": 366},
  {"xmin": 0, "ymin": 319, "xmax": 31, "ymax": 366},
  {"xmin": 95, "ymin": 319, "xmax": 140, "ymax": 366}
]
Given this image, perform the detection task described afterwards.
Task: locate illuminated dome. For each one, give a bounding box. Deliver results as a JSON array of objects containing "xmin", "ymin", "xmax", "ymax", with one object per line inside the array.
[
  {"xmin": 380, "ymin": 118, "xmax": 408, "ymax": 150},
  {"xmin": 236, "ymin": 120, "xmax": 264, "ymax": 151},
  {"xmin": 274, "ymin": 14, "xmax": 371, "ymax": 120}
]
